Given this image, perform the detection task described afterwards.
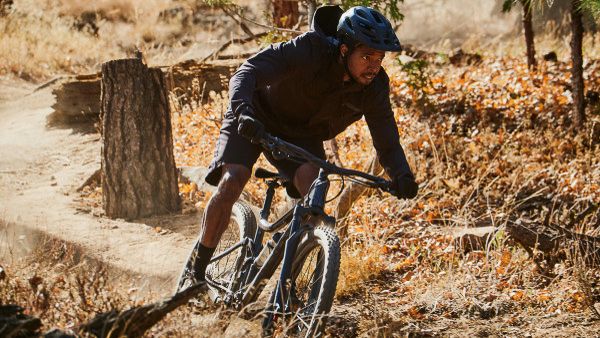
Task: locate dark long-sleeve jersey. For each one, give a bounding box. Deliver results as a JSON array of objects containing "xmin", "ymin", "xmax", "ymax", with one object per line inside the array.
[{"xmin": 227, "ymin": 11, "xmax": 413, "ymax": 179}]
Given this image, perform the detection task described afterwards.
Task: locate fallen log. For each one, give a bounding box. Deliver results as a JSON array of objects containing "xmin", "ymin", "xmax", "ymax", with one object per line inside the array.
[
  {"xmin": 506, "ymin": 219, "xmax": 600, "ymax": 268},
  {"xmin": 164, "ymin": 59, "xmax": 239, "ymax": 99},
  {"xmin": 0, "ymin": 282, "xmax": 208, "ymax": 338},
  {"xmin": 453, "ymin": 226, "xmax": 498, "ymax": 253},
  {"xmin": 80, "ymin": 282, "xmax": 207, "ymax": 338},
  {"xmin": 49, "ymin": 73, "xmax": 101, "ymax": 126},
  {"xmin": 48, "ymin": 60, "xmax": 240, "ymax": 127}
]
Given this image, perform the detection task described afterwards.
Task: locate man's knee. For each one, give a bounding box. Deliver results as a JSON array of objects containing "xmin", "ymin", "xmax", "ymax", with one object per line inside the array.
[
  {"xmin": 294, "ymin": 163, "xmax": 319, "ymax": 197},
  {"xmin": 213, "ymin": 164, "xmax": 251, "ymax": 204}
]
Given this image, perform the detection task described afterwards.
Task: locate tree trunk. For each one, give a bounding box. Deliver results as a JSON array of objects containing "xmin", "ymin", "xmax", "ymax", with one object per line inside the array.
[
  {"xmin": 335, "ymin": 154, "xmax": 384, "ymax": 239},
  {"xmin": 80, "ymin": 281, "xmax": 207, "ymax": 338},
  {"xmin": 522, "ymin": 1, "xmax": 537, "ymax": 68},
  {"xmin": 272, "ymin": 0, "xmax": 299, "ymax": 28},
  {"xmin": 571, "ymin": 0, "xmax": 586, "ymax": 128},
  {"xmin": 101, "ymin": 57, "xmax": 181, "ymax": 220}
]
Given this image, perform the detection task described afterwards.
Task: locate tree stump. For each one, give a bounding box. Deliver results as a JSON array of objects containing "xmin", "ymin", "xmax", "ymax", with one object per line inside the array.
[{"xmin": 101, "ymin": 58, "xmax": 181, "ymax": 219}]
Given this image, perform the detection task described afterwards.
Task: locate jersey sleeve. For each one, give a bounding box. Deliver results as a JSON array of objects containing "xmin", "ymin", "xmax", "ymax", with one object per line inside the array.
[
  {"xmin": 364, "ymin": 73, "xmax": 415, "ymax": 179},
  {"xmin": 228, "ymin": 32, "xmax": 318, "ymax": 116}
]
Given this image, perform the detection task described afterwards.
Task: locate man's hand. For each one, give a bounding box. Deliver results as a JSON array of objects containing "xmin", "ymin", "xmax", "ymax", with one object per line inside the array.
[
  {"xmin": 391, "ymin": 175, "xmax": 418, "ymax": 199},
  {"xmin": 237, "ymin": 107, "xmax": 265, "ymax": 142}
]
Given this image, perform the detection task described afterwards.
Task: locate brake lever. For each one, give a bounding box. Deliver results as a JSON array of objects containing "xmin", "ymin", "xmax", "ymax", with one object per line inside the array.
[
  {"xmin": 376, "ymin": 180, "xmax": 395, "ymax": 195},
  {"xmin": 258, "ymin": 134, "xmax": 287, "ymax": 160}
]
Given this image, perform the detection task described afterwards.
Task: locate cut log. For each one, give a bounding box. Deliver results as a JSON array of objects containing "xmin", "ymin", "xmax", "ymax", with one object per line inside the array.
[
  {"xmin": 49, "ymin": 60, "xmax": 239, "ymax": 127},
  {"xmin": 178, "ymin": 166, "xmax": 215, "ymax": 194},
  {"xmin": 101, "ymin": 57, "xmax": 181, "ymax": 219},
  {"xmin": 164, "ymin": 59, "xmax": 238, "ymax": 99},
  {"xmin": 49, "ymin": 73, "xmax": 101, "ymax": 125}
]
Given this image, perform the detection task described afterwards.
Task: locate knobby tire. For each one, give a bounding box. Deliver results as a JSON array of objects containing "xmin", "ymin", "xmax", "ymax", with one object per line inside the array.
[{"xmin": 263, "ymin": 225, "xmax": 341, "ymax": 337}]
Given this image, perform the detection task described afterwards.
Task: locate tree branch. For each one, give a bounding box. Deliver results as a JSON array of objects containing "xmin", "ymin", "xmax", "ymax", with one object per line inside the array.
[{"xmin": 202, "ymin": 32, "xmax": 267, "ymax": 63}]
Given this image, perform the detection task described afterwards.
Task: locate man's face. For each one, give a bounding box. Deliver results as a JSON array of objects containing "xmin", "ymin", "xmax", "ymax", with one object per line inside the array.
[{"xmin": 341, "ymin": 44, "xmax": 386, "ymax": 85}]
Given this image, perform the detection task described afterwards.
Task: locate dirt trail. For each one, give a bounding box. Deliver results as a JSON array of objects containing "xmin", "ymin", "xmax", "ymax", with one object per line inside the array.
[{"xmin": 0, "ymin": 81, "xmax": 195, "ymax": 294}]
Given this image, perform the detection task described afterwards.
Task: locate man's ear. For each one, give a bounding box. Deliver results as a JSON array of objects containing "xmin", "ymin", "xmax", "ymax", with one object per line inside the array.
[{"xmin": 339, "ymin": 44, "xmax": 348, "ymax": 58}]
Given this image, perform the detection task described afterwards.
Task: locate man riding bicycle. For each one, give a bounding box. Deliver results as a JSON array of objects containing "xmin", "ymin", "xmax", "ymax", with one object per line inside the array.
[{"xmin": 179, "ymin": 5, "xmax": 418, "ymax": 291}]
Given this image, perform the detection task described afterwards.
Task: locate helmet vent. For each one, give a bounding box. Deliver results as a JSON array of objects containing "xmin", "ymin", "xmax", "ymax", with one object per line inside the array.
[
  {"xmin": 344, "ymin": 17, "xmax": 353, "ymax": 31},
  {"xmin": 358, "ymin": 22, "xmax": 373, "ymax": 31},
  {"xmin": 363, "ymin": 31, "xmax": 376, "ymax": 39},
  {"xmin": 372, "ymin": 11, "xmax": 384, "ymax": 24},
  {"xmin": 356, "ymin": 9, "xmax": 368, "ymax": 18}
]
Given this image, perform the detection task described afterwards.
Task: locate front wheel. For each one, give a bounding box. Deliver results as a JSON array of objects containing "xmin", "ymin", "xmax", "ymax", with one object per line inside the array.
[{"xmin": 263, "ymin": 225, "xmax": 341, "ymax": 337}]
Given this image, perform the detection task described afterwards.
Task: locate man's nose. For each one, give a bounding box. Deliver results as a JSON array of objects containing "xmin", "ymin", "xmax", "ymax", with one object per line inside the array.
[{"xmin": 367, "ymin": 62, "xmax": 381, "ymax": 71}]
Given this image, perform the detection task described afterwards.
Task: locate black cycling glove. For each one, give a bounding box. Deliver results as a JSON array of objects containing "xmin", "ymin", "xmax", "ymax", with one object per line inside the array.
[
  {"xmin": 391, "ymin": 174, "xmax": 418, "ymax": 199},
  {"xmin": 237, "ymin": 106, "xmax": 265, "ymax": 143}
]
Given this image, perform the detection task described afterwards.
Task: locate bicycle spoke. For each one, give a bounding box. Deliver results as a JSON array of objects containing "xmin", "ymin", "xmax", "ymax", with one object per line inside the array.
[
  {"xmin": 208, "ymin": 218, "xmax": 241, "ymax": 286},
  {"xmin": 283, "ymin": 245, "xmax": 326, "ymax": 332}
]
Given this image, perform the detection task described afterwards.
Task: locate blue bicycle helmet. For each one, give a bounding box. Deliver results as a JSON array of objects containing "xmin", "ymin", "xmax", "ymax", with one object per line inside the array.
[{"xmin": 337, "ymin": 6, "xmax": 401, "ymax": 52}]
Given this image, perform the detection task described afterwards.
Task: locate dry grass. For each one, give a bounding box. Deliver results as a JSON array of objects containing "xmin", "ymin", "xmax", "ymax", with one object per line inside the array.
[
  {"xmin": 336, "ymin": 243, "xmax": 386, "ymax": 298},
  {"xmin": 54, "ymin": 0, "xmax": 172, "ymax": 19},
  {"xmin": 0, "ymin": 2, "xmax": 116, "ymax": 80},
  {"xmin": 0, "ymin": 0, "xmax": 209, "ymax": 81}
]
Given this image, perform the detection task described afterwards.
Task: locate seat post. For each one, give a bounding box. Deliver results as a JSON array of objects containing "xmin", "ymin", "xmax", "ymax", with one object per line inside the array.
[{"xmin": 260, "ymin": 181, "xmax": 278, "ymax": 221}]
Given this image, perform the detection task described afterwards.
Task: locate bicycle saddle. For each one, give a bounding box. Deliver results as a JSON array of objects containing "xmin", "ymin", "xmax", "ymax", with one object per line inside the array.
[
  {"xmin": 255, "ymin": 168, "xmax": 301, "ymax": 198},
  {"xmin": 255, "ymin": 167, "xmax": 284, "ymax": 180}
]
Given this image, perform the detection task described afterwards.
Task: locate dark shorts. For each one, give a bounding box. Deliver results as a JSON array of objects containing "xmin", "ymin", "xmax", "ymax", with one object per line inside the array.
[{"xmin": 205, "ymin": 112, "xmax": 325, "ymax": 197}]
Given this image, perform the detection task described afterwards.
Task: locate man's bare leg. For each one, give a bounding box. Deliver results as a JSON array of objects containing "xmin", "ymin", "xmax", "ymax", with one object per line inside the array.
[
  {"xmin": 183, "ymin": 163, "xmax": 251, "ymax": 286},
  {"xmin": 201, "ymin": 163, "xmax": 251, "ymax": 247},
  {"xmin": 294, "ymin": 162, "xmax": 319, "ymax": 197}
]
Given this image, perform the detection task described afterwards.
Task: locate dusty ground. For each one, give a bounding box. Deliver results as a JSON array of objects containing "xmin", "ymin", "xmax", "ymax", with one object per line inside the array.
[{"xmin": 0, "ymin": 79, "xmax": 197, "ymax": 293}]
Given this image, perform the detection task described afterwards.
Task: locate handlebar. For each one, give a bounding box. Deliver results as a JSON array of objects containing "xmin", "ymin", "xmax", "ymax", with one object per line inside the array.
[{"xmin": 257, "ymin": 133, "xmax": 395, "ymax": 194}]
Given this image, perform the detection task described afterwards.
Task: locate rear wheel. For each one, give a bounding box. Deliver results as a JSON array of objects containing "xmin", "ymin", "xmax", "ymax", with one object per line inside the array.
[
  {"xmin": 176, "ymin": 201, "xmax": 256, "ymax": 300},
  {"xmin": 263, "ymin": 225, "xmax": 340, "ymax": 337}
]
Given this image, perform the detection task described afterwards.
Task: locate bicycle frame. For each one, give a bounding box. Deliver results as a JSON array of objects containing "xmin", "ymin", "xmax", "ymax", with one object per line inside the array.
[{"xmin": 206, "ymin": 167, "xmax": 336, "ymax": 314}]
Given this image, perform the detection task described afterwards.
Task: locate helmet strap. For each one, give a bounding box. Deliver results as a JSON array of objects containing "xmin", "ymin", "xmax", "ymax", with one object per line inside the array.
[{"xmin": 340, "ymin": 43, "xmax": 360, "ymax": 84}]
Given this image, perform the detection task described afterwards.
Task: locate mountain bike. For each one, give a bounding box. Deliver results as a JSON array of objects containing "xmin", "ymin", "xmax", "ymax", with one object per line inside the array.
[{"xmin": 178, "ymin": 132, "xmax": 396, "ymax": 336}]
